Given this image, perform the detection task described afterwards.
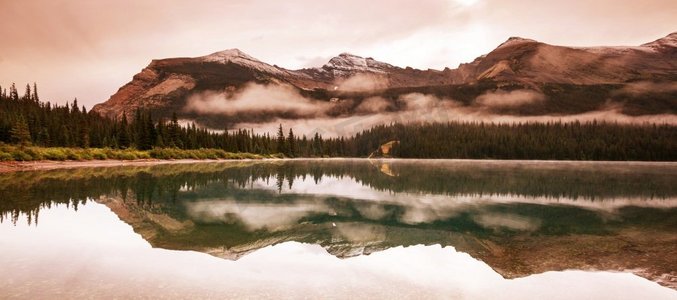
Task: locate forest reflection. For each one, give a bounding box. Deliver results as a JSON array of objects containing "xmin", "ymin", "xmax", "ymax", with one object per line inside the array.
[
  {"xmin": 1, "ymin": 159, "xmax": 675, "ymax": 287},
  {"xmin": 1, "ymin": 159, "xmax": 675, "ymax": 227}
]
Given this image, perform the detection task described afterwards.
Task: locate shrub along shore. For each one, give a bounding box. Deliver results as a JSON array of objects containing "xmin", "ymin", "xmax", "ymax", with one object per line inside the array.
[{"xmin": 0, "ymin": 145, "xmax": 280, "ymax": 162}]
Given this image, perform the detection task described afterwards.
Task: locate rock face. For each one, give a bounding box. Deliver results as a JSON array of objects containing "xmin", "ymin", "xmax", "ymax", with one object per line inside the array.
[{"xmin": 92, "ymin": 33, "xmax": 677, "ymax": 126}]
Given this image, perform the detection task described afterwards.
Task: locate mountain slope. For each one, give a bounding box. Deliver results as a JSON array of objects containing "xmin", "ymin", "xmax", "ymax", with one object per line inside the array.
[
  {"xmin": 465, "ymin": 34, "xmax": 677, "ymax": 85},
  {"xmin": 92, "ymin": 33, "xmax": 677, "ymax": 127}
]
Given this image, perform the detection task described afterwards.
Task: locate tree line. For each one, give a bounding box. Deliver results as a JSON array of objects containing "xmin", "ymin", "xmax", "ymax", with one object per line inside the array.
[
  {"xmin": 0, "ymin": 82, "xmax": 346, "ymax": 157},
  {"xmin": 355, "ymin": 122, "xmax": 676, "ymax": 161},
  {"xmin": 1, "ymin": 82, "xmax": 675, "ymax": 161}
]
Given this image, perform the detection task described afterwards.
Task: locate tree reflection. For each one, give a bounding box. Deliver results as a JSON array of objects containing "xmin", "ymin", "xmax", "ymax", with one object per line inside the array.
[{"xmin": 1, "ymin": 160, "xmax": 676, "ymax": 288}]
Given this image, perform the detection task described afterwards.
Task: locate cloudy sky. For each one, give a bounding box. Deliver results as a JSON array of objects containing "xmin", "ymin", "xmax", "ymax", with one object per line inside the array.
[{"xmin": 1, "ymin": 0, "xmax": 675, "ymax": 107}]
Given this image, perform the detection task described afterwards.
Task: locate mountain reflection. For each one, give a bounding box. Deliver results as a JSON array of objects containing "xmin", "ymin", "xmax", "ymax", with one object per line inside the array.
[{"xmin": 1, "ymin": 159, "xmax": 676, "ymax": 288}]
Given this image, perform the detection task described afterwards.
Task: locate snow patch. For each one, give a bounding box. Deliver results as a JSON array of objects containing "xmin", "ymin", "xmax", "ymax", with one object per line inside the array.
[
  {"xmin": 318, "ymin": 53, "xmax": 395, "ymax": 76},
  {"xmin": 640, "ymin": 32, "xmax": 677, "ymax": 50},
  {"xmin": 496, "ymin": 37, "xmax": 538, "ymax": 49},
  {"xmin": 201, "ymin": 49, "xmax": 289, "ymax": 76}
]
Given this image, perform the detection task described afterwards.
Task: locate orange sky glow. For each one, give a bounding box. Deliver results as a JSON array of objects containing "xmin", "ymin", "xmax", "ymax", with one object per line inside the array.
[{"xmin": 0, "ymin": 0, "xmax": 675, "ymax": 107}]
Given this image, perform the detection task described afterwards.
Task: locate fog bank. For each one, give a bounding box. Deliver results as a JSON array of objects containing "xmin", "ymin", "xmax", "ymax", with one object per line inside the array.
[{"xmin": 183, "ymin": 83, "xmax": 677, "ymax": 137}]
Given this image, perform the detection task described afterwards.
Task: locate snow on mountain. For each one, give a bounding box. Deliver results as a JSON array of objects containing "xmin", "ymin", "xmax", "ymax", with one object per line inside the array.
[
  {"xmin": 321, "ymin": 53, "xmax": 396, "ymax": 75},
  {"xmin": 641, "ymin": 32, "xmax": 677, "ymax": 51},
  {"xmin": 201, "ymin": 49, "xmax": 291, "ymax": 77},
  {"xmin": 495, "ymin": 37, "xmax": 538, "ymax": 49}
]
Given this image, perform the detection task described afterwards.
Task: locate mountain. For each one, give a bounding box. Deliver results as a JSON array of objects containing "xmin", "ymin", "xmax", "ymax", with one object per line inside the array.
[
  {"xmin": 91, "ymin": 50, "xmax": 458, "ymax": 119},
  {"xmin": 458, "ymin": 34, "xmax": 677, "ymax": 85},
  {"xmin": 92, "ymin": 33, "xmax": 677, "ymax": 129}
]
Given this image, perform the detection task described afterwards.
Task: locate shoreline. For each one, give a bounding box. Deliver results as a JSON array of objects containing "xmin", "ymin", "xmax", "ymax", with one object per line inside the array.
[
  {"xmin": 0, "ymin": 158, "xmax": 271, "ymax": 173},
  {"xmin": 1, "ymin": 157, "xmax": 676, "ymax": 173}
]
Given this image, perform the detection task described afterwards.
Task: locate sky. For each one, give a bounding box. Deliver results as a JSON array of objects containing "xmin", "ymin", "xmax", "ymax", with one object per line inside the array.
[{"xmin": 0, "ymin": 0, "xmax": 676, "ymax": 108}]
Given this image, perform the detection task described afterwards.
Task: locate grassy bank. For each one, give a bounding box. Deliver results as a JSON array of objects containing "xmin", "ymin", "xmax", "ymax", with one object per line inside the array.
[{"xmin": 0, "ymin": 145, "xmax": 281, "ymax": 161}]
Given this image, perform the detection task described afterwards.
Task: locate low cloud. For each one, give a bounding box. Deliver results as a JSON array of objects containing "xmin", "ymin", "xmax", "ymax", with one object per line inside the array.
[
  {"xmin": 402, "ymin": 93, "xmax": 461, "ymax": 110},
  {"xmin": 355, "ymin": 96, "xmax": 392, "ymax": 113},
  {"xmin": 184, "ymin": 83, "xmax": 330, "ymax": 117},
  {"xmin": 229, "ymin": 95, "xmax": 677, "ymax": 137},
  {"xmin": 613, "ymin": 81, "xmax": 677, "ymax": 96},
  {"xmin": 183, "ymin": 84, "xmax": 676, "ymax": 138},
  {"xmin": 475, "ymin": 89, "xmax": 546, "ymax": 108},
  {"xmin": 336, "ymin": 74, "xmax": 389, "ymax": 92}
]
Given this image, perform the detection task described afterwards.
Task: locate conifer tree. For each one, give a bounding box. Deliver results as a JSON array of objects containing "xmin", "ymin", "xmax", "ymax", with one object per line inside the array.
[
  {"xmin": 276, "ymin": 124, "xmax": 286, "ymax": 155},
  {"xmin": 9, "ymin": 83, "xmax": 18, "ymax": 100},
  {"xmin": 287, "ymin": 128, "xmax": 296, "ymax": 157},
  {"xmin": 23, "ymin": 84, "xmax": 31, "ymax": 100},
  {"xmin": 32, "ymin": 83, "xmax": 39, "ymax": 102},
  {"xmin": 313, "ymin": 132, "xmax": 323, "ymax": 157},
  {"xmin": 169, "ymin": 112, "xmax": 181, "ymax": 148},
  {"xmin": 118, "ymin": 113, "xmax": 131, "ymax": 149},
  {"xmin": 10, "ymin": 117, "xmax": 32, "ymax": 145},
  {"xmin": 72, "ymin": 98, "xmax": 80, "ymax": 114}
]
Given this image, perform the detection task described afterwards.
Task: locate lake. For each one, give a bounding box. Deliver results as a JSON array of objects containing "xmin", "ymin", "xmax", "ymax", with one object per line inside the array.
[{"xmin": 0, "ymin": 159, "xmax": 676, "ymax": 299}]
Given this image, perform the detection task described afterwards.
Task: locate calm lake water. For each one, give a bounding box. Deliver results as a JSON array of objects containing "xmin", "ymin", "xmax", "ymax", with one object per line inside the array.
[{"xmin": 0, "ymin": 159, "xmax": 676, "ymax": 299}]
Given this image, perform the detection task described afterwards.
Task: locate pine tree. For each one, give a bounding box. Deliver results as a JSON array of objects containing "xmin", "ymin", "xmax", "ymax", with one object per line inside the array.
[
  {"xmin": 10, "ymin": 117, "xmax": 32, "ymax": 145},
  {"xmin": 79, "ymin": 125, "xmax": 90, "ymax": 148},
  {"xmin": 169, "ymin": 112, "xmax": 181, "ymax": 148},
  {"xmin": 142, "ymin": 112, "xmax": 157, "ymax": 150},
  {"xmin": 72, "ymin": 98, "xmax": 80, "ymax": 114},
  {"xmin": 23, "ymin": 84, "xmax": 31, "ymax": 100},
  {"xmin": 287, "ymin": 128, "xmax": 296, "ymax": 157},
  {"xmin": 78, "ymin": 115, "xmax": 90, "ymax": 148},
  {"xmin": 313, "ymin": 132, "xmax": 323, "ymax": 157},
  {"xmin": 156, "ymin": 117, "xmax": 166, "ymax": 148},
  {"xmin": 9, "ymin": 83, "xmax": 18, "ymax": 100},
  {"xmin": 118, "ymin": 113, "xmax": 131, "ymax": 149},
  {"xmin": 276, "ymin": 124, "xmax": 286, "ymax": 155},
  {"xmin": 32, "ymin": 83, "xmax": 39, "ymax": 102}
]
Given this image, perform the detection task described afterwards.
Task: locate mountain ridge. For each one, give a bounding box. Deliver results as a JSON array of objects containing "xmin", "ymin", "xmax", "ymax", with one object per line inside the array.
[{"xmin": 92, "ymin": 33, "xmax": 677, "ymax": 128}]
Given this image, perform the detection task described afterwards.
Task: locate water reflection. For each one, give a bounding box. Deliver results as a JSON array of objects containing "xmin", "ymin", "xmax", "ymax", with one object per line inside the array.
[
  {"xmin": 1, "ymin": 202, "xmax": 675, "ymax": 299},
  {"xmin": 0, "ymin": 159, "xmax": 676, "ymax": 293}
]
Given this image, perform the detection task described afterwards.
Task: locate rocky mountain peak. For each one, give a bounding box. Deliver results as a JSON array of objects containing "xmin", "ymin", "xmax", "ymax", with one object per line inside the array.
[
  {"xmin": 496, "ymin": 36, "xmax": 539, "ymax": 49},
  {"xmin": 199, "ymin": 48, "xmax": 289, "ymax": 76},
  {"xmin": 323, "ymin": 52, "xmax": 394, "ymax": 73},
  {"xmin": 641, "ymin": 32, "xmax": 677, "ymax": 50},
  {"xmin": 201, "ymin": 48, "xmax": 260, "ymax": 63}
]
